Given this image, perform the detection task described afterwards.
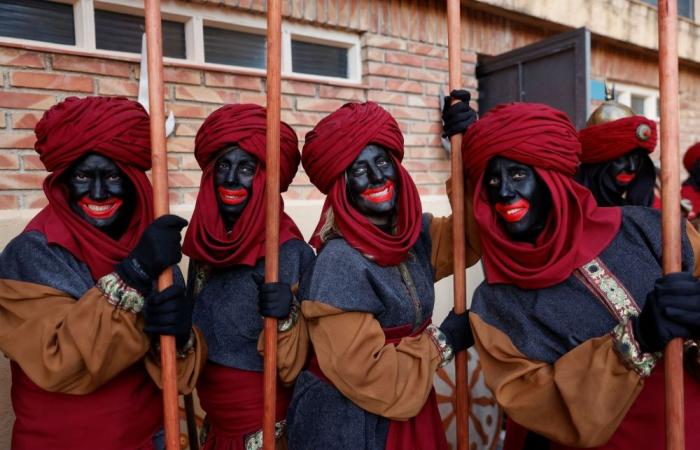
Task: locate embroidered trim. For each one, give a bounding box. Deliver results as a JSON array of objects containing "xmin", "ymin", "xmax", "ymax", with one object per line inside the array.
[
  {"xmin": 97, "ymin": 272, "xmax": 145, "ymax": 314},
  {"xmin": 577, "ymin": 258, "xmax": 640, "ymax": 321},
  {"xmin": 612, "ymin": 320, "xmax": 660, "ymax": 378},
  {"xmin": 398, "ymin": 257, "xmax": 424, "ymax": 330},
  {"xmin": 426, "ymin": 324, "xmax": 454, "ymax": 368},
  {"xmin": 244, "ymin": 419, "xmax": 286, "ymax": 450},
  {"xmin": 278, "ymin": 300, "xmax": 300, "ymax": 333}
]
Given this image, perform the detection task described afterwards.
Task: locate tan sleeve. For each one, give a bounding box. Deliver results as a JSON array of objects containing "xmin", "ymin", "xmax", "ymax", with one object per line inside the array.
[
  {"xmin": 144, "ymin": 326, "xmax": 207, "ymax": 395},
  {"xmin": 471, "ymin": 313, "xmax": 643, "ymax": 447},
  {"xmin": 0, "ymin": 278, "xmax": 149, "ymax": 395},
  {"xmin": 430, "ymin": 179, "xmax": 482, "ymax": 282},
  {"xmin": 302, "ymin": 300, "xmax": 441, "ymax": 420},
  {"xmin": 257, "ymin": 312, "xmax": 310, "ymax": 385},
  {"xmin": 686, "ymin": 221, "xmax": 700, "ymax": 277}
]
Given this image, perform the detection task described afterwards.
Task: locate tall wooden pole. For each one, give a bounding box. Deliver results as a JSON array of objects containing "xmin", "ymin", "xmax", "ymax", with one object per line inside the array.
[
  {"xmin": 144, "ymin": 2, "xmax": 180, "ymax": 449},
  {"xmin": 263, "ymin": 0, "xmax": 282, "ymax": 448},
  {"xmin": 658, "ymin": 1, "xmax": 684, "ymax": 449},
  {"xmin": 447, "ymin": 1, "xmax": 469, "ymax": 449}
]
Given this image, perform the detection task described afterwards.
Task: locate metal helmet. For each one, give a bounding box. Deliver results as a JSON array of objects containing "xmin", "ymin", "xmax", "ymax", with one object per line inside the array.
[{"xmin": 586, "ymin": 83, "xmax": 636, "ymax": 127}]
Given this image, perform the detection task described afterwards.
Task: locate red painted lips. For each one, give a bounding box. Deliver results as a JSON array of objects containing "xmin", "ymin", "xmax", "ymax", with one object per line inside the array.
[
  {"xmin": 218, "ymin": 186, "xmax": 248, "ymax": 205},
  {"xmin": 495, "ymin": 198, "xmax": 530, "ymax": 223},
  {"xmin": 78, "ymin": 196, "xmax": 123, "ymax": 219},
  {"xmin": 361, "ymin": 180, "xmax": 395, "ymax": 204},
  {"xmin": 616, "ymin": 172, "xmax": 636, "ymax": 184}
]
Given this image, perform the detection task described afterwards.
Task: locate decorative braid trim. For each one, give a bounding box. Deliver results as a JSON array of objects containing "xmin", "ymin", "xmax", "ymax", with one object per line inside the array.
[
  {"xmin": 97, "ymin": 272, "xmax": 145, "ymax": 314},
  {"xmin": 244, "ymin": 419, "xmax": 286, "ymax": 450},
  {"xmin": 426, "ymin": 324, "xmax": 454, "ymax": 368},
  {"xmin": 611, "ymin": 320, "xmax": 660, "ymax": 378},
  {"xmin": 278, "ymin": 300, "xmax": 300, "ymax": 333}
]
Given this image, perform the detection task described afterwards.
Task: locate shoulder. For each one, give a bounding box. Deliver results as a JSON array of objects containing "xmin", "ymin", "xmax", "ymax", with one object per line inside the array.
[
  {"xmin": 280, "ymin": 238, "xmax": 316, "ymax": 264},
  {"xmin": 0, "ymin": 231, "xmax": 93, "ymax": 295}
]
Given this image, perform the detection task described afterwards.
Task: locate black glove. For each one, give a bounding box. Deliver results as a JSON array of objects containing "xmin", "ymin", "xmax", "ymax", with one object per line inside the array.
[
  {"xmin": 253, "ymin": 272, "xmax": 294, "ymax": 319},
  {"xmin": 144, "ymin": 284, "xmax": 194, "ymax": 348},
  {"xmin": 439, "ymin": 309, "xmax": 473, "ymax": 353},
  {"xmin": 442, "ymin": 89, "xmax": 477, "ymax": 138},
  {"xmin": 116, "ymin": 215, "xmax": 188, "ymax": 293},
  {"xmin": 633, "ymin": 272, "xmax": 700, "ymax": 353}
]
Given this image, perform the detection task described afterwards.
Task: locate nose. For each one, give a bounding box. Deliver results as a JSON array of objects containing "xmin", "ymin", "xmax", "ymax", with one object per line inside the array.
[
  {"xmin": 498, "ymin": 177, "xmax": 516, "ymax": 202},
  {"xmin": 90, "ymin": 176, "xmax": 107, "ymax": 200},
  {"xmin": 225, "ymin": 166, "xmax": 238, "ymax": 186},
  {"xmin": 367, "ymin": 163, "xmax": 385, "ymax": 185},
  {"xmin": 627, "ymin": 157, "xmax": 638, "ymax": 173}
]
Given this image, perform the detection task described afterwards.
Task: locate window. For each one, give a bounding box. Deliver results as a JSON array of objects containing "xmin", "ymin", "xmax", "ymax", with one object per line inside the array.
[
  {"xmin": 641, "ymin": 0, "xmax": 694, "ymax": 20},
  {"xmin": 612, "ymin": 82, "xmax": 660, "ymax": 120},
  {"xmin": 95, "ymin": 9, "xmax": 185, "ymax": 58},
  {"xmin": 0, "ymin": 0, "xmax": 75, "ymax": 45},
  {"xmin": 291, "ymin": 40, "xmax": 348, "ymax": 78},
  {"xmin": 631, "ymin": 94, "xmax": 646, "ymax": 115},
  {"xmin": 203, "ymin": 26, "xmax": 266, "ymax": 69}
]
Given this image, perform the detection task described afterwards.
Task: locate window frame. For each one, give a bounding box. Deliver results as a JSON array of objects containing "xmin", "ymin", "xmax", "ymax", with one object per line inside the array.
[
  {"xmin": 0, "ymin": 0, "xmax": 362, "ymax": 84},
  {"xmin": 612, "ymin": 81, "xmax": 660, "ymax": 121}
]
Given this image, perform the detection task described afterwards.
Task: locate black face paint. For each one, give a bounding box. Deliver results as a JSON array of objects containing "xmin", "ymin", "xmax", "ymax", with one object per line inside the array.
[
  {"xmin": 213, "ymin": 146, "xmax": 258, "ymax": 229},
  {"xmin": 484, "ymin": 156, "xmax": 551, "ymax": 243},
  {"xmin": 691, "ymin": 159, "xmax": 700, "ymax": 187},
  {"xmin": 605, "ymin": 149, "xmax": 644, "ymax": 192},
  {"xmin": 66, "ymin": 153, "xmax": 135, "ymax": 240},
  {"xmin": 346, "ymin": 144, "xmax": 398, "ymax": 227}
]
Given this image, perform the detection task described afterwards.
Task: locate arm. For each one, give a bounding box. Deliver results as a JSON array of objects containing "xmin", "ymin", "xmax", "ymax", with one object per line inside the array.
[
  {"xmin": 144, "ymin": 326, "xmax": 207, "ymax": 395},
  {"xmin": 471, "ymin": 313, "xmax": 644, "ymax": 447},
  {"xmin": 302, "ymin": 300, "xmax": 449, "ymax": 420},
  {"xmin": 0, "ymin": 274, "xmax": 150, "ymax": 395}
]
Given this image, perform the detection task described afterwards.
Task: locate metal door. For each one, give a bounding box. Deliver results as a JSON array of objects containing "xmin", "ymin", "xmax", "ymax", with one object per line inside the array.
[{"xmin": 477, "ymin": 27, "xmax": 591, "ymax": 129}]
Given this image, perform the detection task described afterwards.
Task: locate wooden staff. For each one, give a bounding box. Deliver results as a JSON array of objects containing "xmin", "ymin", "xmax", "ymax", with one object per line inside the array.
[
  {"xmin": 658, "ymin": 1, "xmax": 684, "ymax": 449},
  {"xmin": 446, "ymin": 1, "xmax": 469, "ymax": 449},
  {"xmin": 263, "ymin": 0, "xmax": 282, "ymax": 448},
  {"xmin": 144, "ymin": 2, "xmax": 180, "ymax": 449}
]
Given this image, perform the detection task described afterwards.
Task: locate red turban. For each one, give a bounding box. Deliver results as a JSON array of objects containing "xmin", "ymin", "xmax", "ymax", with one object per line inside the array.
[
  {"xmin": 462, "ymin": 103, "xmax": 621, "ymax": 289},
  {"xmin": 182, "ymin": 104, "xmax": 303, "ymax": 267},
  {"xmin": 684, "ymin": 142, "xmax": 700, "ymax": 173},
  {"xmin": 25, "ymin": 96, "xmax": 154, "ymax": 280},
  {"xmin": 579, "ymin": 116, "xmax": 657, "ymax": 164},
  {"xmin": 302, "ymin": 102, "xmax": 422, "ymax": 266}
]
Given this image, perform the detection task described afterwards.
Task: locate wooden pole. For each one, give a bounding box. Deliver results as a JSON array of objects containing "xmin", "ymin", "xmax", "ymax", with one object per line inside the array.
[
  {"xmin": 446, "ymin": 1, "xmax": 469, "ymax": 450},
  {"xmin": 263, "ymin": 0, "xmax": 282, "ymax": 448},
  {"xmin": 658, "ymin": 1, "xmax": 684, "ymax": 449},
  {"xmin": 144, "ymin": 2, "xmax": 180, "ymax": 450}
]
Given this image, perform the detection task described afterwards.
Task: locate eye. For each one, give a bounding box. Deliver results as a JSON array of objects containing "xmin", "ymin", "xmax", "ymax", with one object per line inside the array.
[
  {"xmin": 512, "ymin": 170, "xmax": 528, "ymax": 181},
  {"xmin": 239, "ymin": 163, "xmax": 256, "ymax": 176},
  {"xmin": 487, "ymin": 176, "xmax": 499, "ymax": 187},
  {"xmin": 350, "ymin": 164, "xmax": 368, "ymax": 177},
  {"xmin": 376, "ymin": 158, "xmax": 389, "ymax": 168},
  {"xmin": 73, "ymin": 173, "xmax": 88, "ymax": 182},
  {"xmin": 107, "ymin": 173, "xmax": 121, "ymax": 182},
  {"xmin": 216, "ymin": 160, "xmax": 230, "ymax": 171}
]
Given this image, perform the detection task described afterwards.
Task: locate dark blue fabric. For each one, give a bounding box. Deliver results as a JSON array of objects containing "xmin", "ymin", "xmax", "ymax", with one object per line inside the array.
[
  {"xmin": 287, "ymin": 214, "xmax": 436, "ymax": 450},
  {"xmin": 471, "ymin": 206, "xmax": 695, "ymax": 363},
  {"xmin": 0, "ymin": 229, "xmax": 185, "ymax": 299},
  {"xmin": 191, "ymin": 238, "xmax": 315, "ymax": 371}
]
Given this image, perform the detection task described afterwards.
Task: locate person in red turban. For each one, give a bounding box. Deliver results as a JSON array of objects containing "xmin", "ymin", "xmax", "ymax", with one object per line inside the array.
[
  {"xmin": 458, "ymin": 101, "xmax": 700, "ymax": 450},
  {"xmin": 286, "ymin": 101, "xmax": 479, "ymax": 450},
  {"xmin": 576, "ymin": 100, "xmax": 658, "ymax": 207},
  {"xmin": 0, "ymin": 96, "xmax": 204, "ymax": 450},
  {"xmin": 182, "ymin": 103, "xmax": 314, "ymax": 450},
  {"xmin": 682, "ymin": 142, "xmax": 700, "ymax": 219}
]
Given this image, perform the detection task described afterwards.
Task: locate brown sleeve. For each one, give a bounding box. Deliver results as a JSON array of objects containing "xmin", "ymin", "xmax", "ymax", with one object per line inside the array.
[
  {"xmin": 0, "ymin": 278, "xmax": 149, "ymax": 395},
  {"xmin": 430, "ymin": 179, "xmax": 482, "ymax": 282},
  {"xmin": 144, "ymin": 326, "xmax": 207, "ymax": 395},
  {"xmin": 686, "ymin": 221, "xmax": 700, "ymax": 277},
  {"xmin": 302, "ymin": 300, "xmax": 442, "ymax": 420},
  {"xmin": 257, "ymin": 312, "xmax": 310, "ymax": 385},
  {"xmin": 471, "ymin": 313, "xmax": 643, "ymax": 447}
]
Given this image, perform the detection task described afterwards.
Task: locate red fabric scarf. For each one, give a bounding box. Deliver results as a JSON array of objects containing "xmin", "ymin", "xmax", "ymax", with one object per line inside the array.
[
  {"xmin": 24, "ymin": 96, "xmax": 153, "ymax": 280},
  {"xmin": 182, "ymin": 104, "xmax": 302, "ymax": 267},
  {"xmin": 578, "ymin": 115, "xmax": 657, "ymax": 164},
  {"xmin": 302, "ymin": 102, "xmax": 422, "ymax": 266},
  {"xmin": 462, "ymin": 103, "xmax": 621, "ymax": 289},
  {"xmin": 684, "ymin": 142, "xmax": 700, "ymax": 172}
]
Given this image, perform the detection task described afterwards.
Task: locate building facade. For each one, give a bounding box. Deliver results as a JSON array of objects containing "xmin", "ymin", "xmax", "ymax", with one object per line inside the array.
[{"xmin": 1, "ymin": 0, "xmax": 700, "ymax": 448}]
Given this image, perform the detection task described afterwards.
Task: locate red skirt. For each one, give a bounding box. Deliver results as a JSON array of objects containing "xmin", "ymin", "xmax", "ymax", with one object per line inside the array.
[
  {"xmin": 308, "ymin": 318, "xmax": 449, "ymax": 450},
  {"xmin": 197, "ymin": 363, "xmax": 292, "ymax": 450},
  {"xmin": 11, "ymin": 362, "xmax": 162, "ymax": 450}
]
